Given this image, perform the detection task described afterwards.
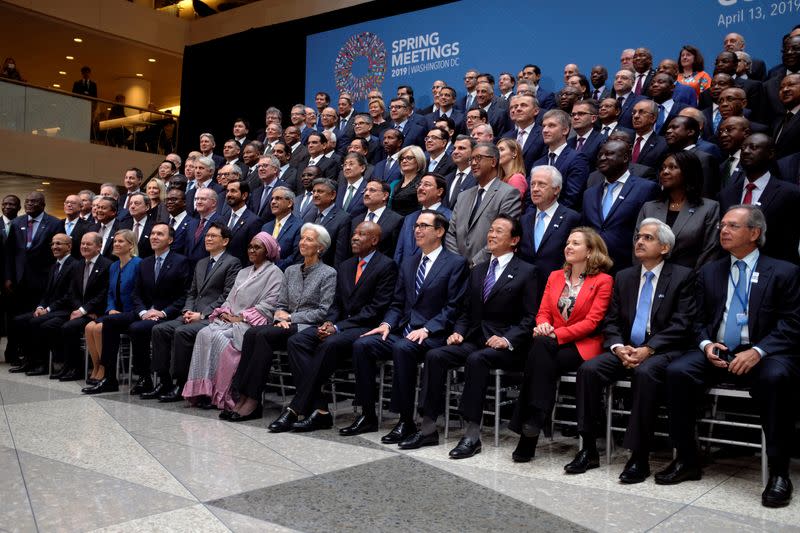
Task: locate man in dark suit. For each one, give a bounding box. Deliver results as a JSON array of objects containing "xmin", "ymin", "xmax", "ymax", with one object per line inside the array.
[
  {"xmin": 395, "ymin": 174, "xmax": 452, "ymax": 266},
  {"xmin": 351, "ymin": 210, "xmax": 468, "ymax": 444},
  {"xmin": 334, "ymin": 153, "xmax": 368, "ymax": 220},
  {"xmin": 612, "ymin": 69, "xmax": 646, "ymax": 130},
  {"xmin": 714, "ymin": 52, "xmax": 764, "ymax": 121},
  {"xmin": 263, "ymin": 186, "xmax": 302, "ymax": 270},
  {"xmin": 719, "ymin": 133, "xmax": 800, "ymax": 264},
  {"xmin": 400, "ymin": 215, "xmax": 538, "ymax": 458},
  {"xmin": 533, "ymin": 110, "xmax": 590, "ymax": 210},
  {"xmin": 147, "ymin": 222, "xmax": 241, "ymax": 402},
  {"xmin": 596, "ymin": 97, "xmax": 632, "ymax": 138},
  {"xmin": 185, "ymin": 156, "xmax": 224, "ymax": 217},
  {"xmin": 519, "ymin": 166, "xmax": 581, "ymax": 296},
  {"xmin": 294, "ymin": 166, "xmax": 320, "ymax": 221},
  {"xmin": 724, "ymin": 33, "xmax": 767, "ymax": 81},
  {"xmin": 777, "ymin": 152, "xmax": 800, "ymax": 183},
  {"xmin": 3, "ymin": 192, "xmax": 62, "ymax": 365},
  {"xmin": 303, "ymin": 178, "xmax": 352, "ymax": 267},
  {"xmin": 119, "ymin": 192, "xmax": 154, "ymax": 258},
  {"xmin": 372, "ymin": 128, "xmax": 403, "ymax": 183},
  {"xmin": 285, "ymin": 126, "xmax": 310, "ymax": 170},
  {"xmin": 0, "ymin": 194, "xmax": 20, "ymax": 350},
  {"xmin": 351, "ymin": 114, "xmax": 384, "ymax": 165},
  {"xmin": 84, "ymin": 223, "xmax": 192, "ymax": 395},
  {"xmin": 444, "ymin": 136, "xmax": 477, "ymax": 209},
  {"xmin": 568, "ymin": 219, "xmax": 696, "ymax": 481},
  {"xmin": 165, "ymin": 188, "xmax": 191, "ymax": 254},
  {"xmin": 657, "ymin": 205, "xmax": 800, "ymax": 508},
  {"xmin": 88, "ymin": 196, "xmax": 122, "ymax": 259},
  {"xmin": 664, "ymin": 116, "xmax": 722, "ymax": 197},
  {"xmin": 8, "ymin": 233, "xmax": 77, "ymax": 375},
  {"xmin": 385, "ymin": 97, "xmax": 426, "ymax": 148},
  {"xmin": 648, "ymin": 73, "xmax": 688, "ymax": 135},
  {"xmin": 348, "ymin": 180, "xmax": 403, "ymax": 257},
  {"xmin": 629, "ymin": 99, "xmax": 670, "ymax": 174},
  {"xmin": 502, "ymin": 93, "xmax": 547, "ymax": 175},
  {"xmin": 474, "ymin": 82, "xmax": 511, "ymax": 138},
  {"xmin": 298, "ymin": 132, "xmax": 338, "ymax": 185},
  {"xmin": 589, "ymin": 65, "xmax": 611, "ymax": 101},
  {"xmin": 333, "ymin": 94, "xmax": 356, "ymax": 156},
  {"xmin": 424, "ymin": 126, "xmax": 456, "ymax": 177},
  {"xmin": 268, "ymin": 222, "xmax": 398, "ymax": 433},
  {"xmin": 655, "ymin": 59, "xmax": 699, "ymax": 107},
  {"xmin": 60, "ymin": 194, "xmax": 90, "ymax": 259},
  {"xmin": 248, "ymin": 154, "xmax": 285, "ymax": 222},
  {"xmin": 183, "ymin": 188, "xmax": 221, "ymax": 266},
  {"xmin": 763, "ymin": 35, "xmax": 800, "ymax": 122},
  {"xmin": 71, "ymin": 66, "xmax": 97, "ymax": 97},
  {"xmin": 41, "ymin": 232, "xmax": 111, "ymax": 381},
  {"xmin": 772, "ymin": 74, "xmax": 800, "ymax": 159},
  {"xmin": 272, "ymin": 142, "xmax": 298, "ymax": 193},
  {"xmin": 631, "ymin": 48, "xmax": 656, "ymax": 97},
  {"xmin": 425, "ymin": 86, "xmax": 466, "ymax": 136},
  {"xmin": 582, "ymin": 140, "xmax": 660, "ymax": 272},
  {"xmin": 568, "ymin": 100, "xmax": 605, "ymax": 170},
  {"xmin": 222, "ymin": 180, "xmax": 262, "ymax": 265}
]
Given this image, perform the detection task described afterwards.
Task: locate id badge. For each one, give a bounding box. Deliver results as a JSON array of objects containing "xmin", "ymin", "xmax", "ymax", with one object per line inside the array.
[{"xmin": 736, "ymin": 313, "xmax": 748, "ymax": 326}]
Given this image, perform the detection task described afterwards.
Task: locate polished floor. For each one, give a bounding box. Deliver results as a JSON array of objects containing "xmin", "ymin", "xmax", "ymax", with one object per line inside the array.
[{"xmin": 1, "ymin": 364, "xmax": 799, "ymax": 533}]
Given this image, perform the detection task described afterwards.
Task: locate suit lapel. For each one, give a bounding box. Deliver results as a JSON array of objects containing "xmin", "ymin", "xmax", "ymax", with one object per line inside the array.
[
  {"xmin": 669, "ymin": 203, "xmax": 695, "ymax": 240},
  {"xmin": 416, "ymin": 252, "xmax": 446, "ymax": 302},
  {"xmin": 748, "ymin": 258, "xmax": 771, "ymax": 334},
  {"xmin": 651, "ymin": 265, "xmax": 672, "ymax": 316},
  {"xmin": 469, "ymin": 181, "xmax": 498, "ymax": 229},
  {"xmin": 199, "ymin": 253, "xmax": 225, "ymax": 291},
  {"xmin": 605, "ymin": 178, "xmax": 636, "ymax": 220},
  {"xmin": 485, "ymin": 257, "xmax": 518, "ymax": 302},
  {"xmin": 753, "ymin": 178, "xmax": 778, "ymax": 210},
  {"xmin": 537, "ymin": 206, "xmax": 566, "ymax": 252},
  {"xmin": 568, "ymin": 275, "xmax": 597, "ymax": 322}
]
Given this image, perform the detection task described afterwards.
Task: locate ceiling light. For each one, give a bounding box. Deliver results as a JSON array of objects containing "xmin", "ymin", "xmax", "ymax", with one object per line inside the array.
[
  {"xmin": 41, "ymin": 181, "xmax": 50, "ymax": 185},
  {"xmin": 136, "ymin": 73, "xmax": 143, "ymax": 77},
  {"xmin": 58, "ymin": 71, "xmax": 66, "ymax": 75},
  {"xmin": 65, "ymin": 56, "xmax": 74, "ymax": 60},
  {"xmin": 52, "ymin": 84, "xmax": 61, "ymax": 88},
  {"xmin": 73, "ymin": 38, "xmax": 83, "ymax": 43},
  {"xmin": 148, "ymin": 58, "xmax": 156, "ymax": 63}
]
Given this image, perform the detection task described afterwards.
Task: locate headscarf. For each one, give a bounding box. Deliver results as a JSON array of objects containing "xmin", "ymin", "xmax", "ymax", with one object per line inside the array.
[{"xmin": 252, "ymin": 231, "xmax": 281, "ymax": 262}]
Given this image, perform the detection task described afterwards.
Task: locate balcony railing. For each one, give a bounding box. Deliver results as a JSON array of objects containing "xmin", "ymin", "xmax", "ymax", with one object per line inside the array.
[{"xmin": 0, "ymin": 78, "xmax": 179, "ymax": 155}]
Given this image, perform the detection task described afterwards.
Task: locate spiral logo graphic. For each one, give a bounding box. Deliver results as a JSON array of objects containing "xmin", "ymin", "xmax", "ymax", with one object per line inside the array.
[{"xmin": 334, "ymin": 32, "xmax": 387, "ymax": 101}]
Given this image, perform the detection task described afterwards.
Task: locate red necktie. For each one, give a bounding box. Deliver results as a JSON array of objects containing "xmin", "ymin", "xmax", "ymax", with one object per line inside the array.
[
  {"xmin": 631, "ymin": 136, "xmax": 644, "ymax": 164},
  {"xmin": 194, "ymin": 218, "xmax": 206, "ymax": 242},
  {"xmin": 355, "ymin": 259, "xmax": 366, "ymax": 283},
  {"xmin": 742, "ymin": 182, "xmax": 756, "ymax": 205},
  {"xmin": 576, "ymin": 137, "xmax": 585, "ymax": 151},
  {"xmin": 634, "ymin": 74, "xmax": 644, "ymax": 95}
]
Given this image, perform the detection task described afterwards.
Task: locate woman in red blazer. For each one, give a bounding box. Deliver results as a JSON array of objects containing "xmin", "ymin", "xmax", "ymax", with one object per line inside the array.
[{"xmin": 509, "ymin": 227, "xmax": 614, "ymax": 462}]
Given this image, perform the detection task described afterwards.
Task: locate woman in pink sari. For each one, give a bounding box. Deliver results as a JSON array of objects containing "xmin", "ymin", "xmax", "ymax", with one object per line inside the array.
[{"xmin": 183, "ymin": 232, "xmax": 284, "ymax": 409}]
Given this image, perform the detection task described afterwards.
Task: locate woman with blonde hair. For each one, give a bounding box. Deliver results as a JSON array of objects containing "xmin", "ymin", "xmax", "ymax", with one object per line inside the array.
[
  {"xmin": 496, "ymin": 138, "xmax": 528, "ymax": 199},
  {"xmin": 389, "ymin": 145, "xmax": 425, "ymax": 216},
  {"xmin": 145, "ymin": 177, "xmax": 169, "ymax": 222}
]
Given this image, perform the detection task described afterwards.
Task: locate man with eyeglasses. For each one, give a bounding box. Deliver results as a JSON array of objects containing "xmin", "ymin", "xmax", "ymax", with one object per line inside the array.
[
  {"xmin": 424, "ymin": 127, "xmax": 456, "ymax": 177},
  {"xmin": 395, "ymin": 174, "xmax": 452, "ymax": 266},
  {"xmin": 426, "ymin": 86, "xmax": 466, "ymax": 137},
  {"xmin": 299, "ymin": 132, "xmax": 337, "ymax": 183},
  {"xmin": 262, "ymin": 186, "xmax": 302, "ymax": 270},
  {"xmin": 716, "ymin": 88, "xmax": 768, "ymax": 138},
  {"xmin": 335, "ymin": 153, "xmax": 369, "ymax": 220},
  {"xmin": 348, "ymin": 180, "xmax": 403, "ymax": 257},
  {"xmin": 612, "ymin": 69, "xmax": 645, "ymax": 130},
  {"xmin": 303, "ymin": 178, "xmax": 351, "ymax": 267},
  {"xmin": 659, "ymin": 205, "xmax": 800, "ymax": 508},
  {"xmin": 629, "ymin": 99, "xmax": 669, "ymax": 171},
  {"xmin": 383, "ymin": 97, "xmax": 425, "ymax": 148},
  {"xmin": 222, "ymin": 139, "xmax": 247, "ymax": 178},
  {"xmin": 458, "ymin": 69, "xmax": 480, "ymax": 111},
  {"xmin": 568, "ymin": 219, "xmax": 695, "ymax": 480},
  {"xmin": 446, "ymin": 142, "xmax": 521, "ymax": 267},
  {"xmin": 533, "ymin": 109, "xmax": 591, "ymax": 210},
  {"xmin": 718, "ymin": 133, "xmax": 800, "ymax": 264},
  {"xmin": 284, "ymin": 125, "xmax": 310, "ymax": 171},
  {"xmin": 183, "ymin": 188, "xmax": 221, "ymax": 266},
  {"xmin": 289, "ymin": 104, "xmax": 312, "ymax": 145},
  {"xmin": 351, "ymin": 113, "xmax": 383, "ymax": 164},
  {"xmin": 338, "ymin": 138, "xmax": 376, "ymax": 183},
  {"xmin": 647, "ymin": 73, "xmax": 688, "ymax": 136},
  {"xmin": 248, "ymin": 154, "xmax": 285, "ymax": 222},
  {"xmin": 567, "ymin": 100, "xmax": 604, "ymax": 170}
]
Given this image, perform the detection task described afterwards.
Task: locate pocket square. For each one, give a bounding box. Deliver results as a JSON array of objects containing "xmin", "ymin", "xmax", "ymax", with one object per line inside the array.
[{"xmin": 657, "ymin": 294, "xmax": 664, "ymax": 299}]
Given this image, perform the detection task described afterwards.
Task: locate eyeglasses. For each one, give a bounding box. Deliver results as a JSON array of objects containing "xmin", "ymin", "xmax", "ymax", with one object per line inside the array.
[
  {"xmin": 205, "ymin": 233, "xmax": 222, "ymax": 239},
  {"xmin": 716, "ymin": 222, "xmax": 754, "ymax": 231},
  {"xmin": 470, "ymin": 154, "xmax": 495, "ymax": 163},
  {"xmin": 632, "ymin": 109, "xmax": 655, "ymax": 116},
  {"xmin": 400, "ymin": 155, "xmax": 417, "ymax": 162},
  {"xmin": 217, "ymin": 172, "xmax": 232, "ymax": 177},
  {"xmin": 389, "ymin": 105, "xmax": 407, "ymax": 110},
  {"xmin": 247, "ymin": 244, "xmax": 265, "ymax": 251},
  {"xmin": 424, "ymin": 136, "xmax": 444, "ymax": 142},
  {"xmin": 354, "ymin": 121, "xmax": 369, "ymax": 126},
  {"xmin": 414, "ymin": 222, "xmax": 435, "ymax": 230},
  {"xmin": 571, "ymin": 111, "xmax": 596, "ymax": 118}
]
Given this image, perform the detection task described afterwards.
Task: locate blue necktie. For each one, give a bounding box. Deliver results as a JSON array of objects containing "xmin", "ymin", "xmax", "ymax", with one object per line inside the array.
[
  {"xmin": 602, "ymin": 181, "xmax": 620, "ymax": 219},
  {"xmin": 155, "ymin": 256, "xmax": 163, "ymax": 280},
  {"xmin": 483, "ymin": 258, "xmax": 499, "ymax": 302},
  {"xmin": 630, "ymin": 271, "xmax": 655, "ymax": 345},
  {"xmin": 533, "ymin": 211, "xmax": 547, "ymax": 251},
  {"xmin": 723, "ymin": 260, "xmax": 748, "ymax": 349},
  {"xmin": 403, "ymin": 256, "xmax": 429, "ymax": 336},
  {"xmin": 713, "ymin": 109, "xmax": 722, "ymax": 133},
  {"xmin": 655, "ymin": 104, "xmax": 666, "ymax": 131}
]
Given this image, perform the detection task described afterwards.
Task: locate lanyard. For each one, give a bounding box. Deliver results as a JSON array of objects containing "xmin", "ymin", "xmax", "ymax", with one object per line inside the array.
[{"xmin": 728, "ymin": 266, "xmax": 753, "ymax": 311}]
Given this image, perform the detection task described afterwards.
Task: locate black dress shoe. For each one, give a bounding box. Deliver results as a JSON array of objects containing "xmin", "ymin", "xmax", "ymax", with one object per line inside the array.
[
  {"xmin": 291, "ymin": 411, "xmax": 334, "ymax": 432},
  {"xmin": 25, "ymin": 365, "xmax": 48, "ymax": 376},
  {"xmin": 50, "ymin": 366, "xmax": 67, "ymax": 379},
  {"xmin": 762, "ymin": 474, "xmax": 793, "ymax": 508},
  {"xmin": 449, "ymin": 436, "xmax": 482, "ymax": 459},
  {"xmin": 158, "ymin": 385, "xmax": 183, "ymax": 402},
  {"xmin": 339, "ymin": 414, "xmax": 379, "ymax": 436},
  {"xmin": 81, "ymin": 378, "xmax": 120, "ymax": 395},
  {"xmin": 58, "ymin": 368, "xmax": 83, "ymax": 382},
  {"xmin": 9, "ymin": 363, "xmax": 32, "ymax": 373},
  {"xmin": 512, "ymin": 435, "xmax": 538, "ymax": 463},
  {"xmin": 267, "ymin": 408, "xmax": 298, "ymax": 432},
  {"xmin": 85, "ymin": 377, "xmax": 99, "ymax": 386},
  {"xmin": 219, "ymin": 410, "xmax": 234, "ymax": 420},
  {"xmin": 381, "ymin": 420, "xmax": 417, "ymax": 444},
  {"xmin": 228, "ymin": 404, "xmax": 263, "ymax": 423},
  {"xmin": 619, "ymin": 456, "xmax": 650, "ymax": 484},
  {"xmin": 564, "ymin": 449, "xmax": 600, "ymax": 474},
  {"xmin": 654, "ymin": 459, "xmax": 702, "ymax": 485},
  {"xmin": 129, "ymin": 376, "xmax": 153, "ymax": 396},
  {"xmin": 398, "ymin": 430, "xmax": 439, "ymax": 450},
  {"xmin": 140, "ymin": 382, "xmax": 172, "ymax": 399}
]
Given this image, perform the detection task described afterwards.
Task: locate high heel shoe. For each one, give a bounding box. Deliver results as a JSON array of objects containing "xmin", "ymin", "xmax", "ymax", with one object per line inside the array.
[{"xmin": 228, "ymin": 404, "xmax": 263, "ymax": 423}]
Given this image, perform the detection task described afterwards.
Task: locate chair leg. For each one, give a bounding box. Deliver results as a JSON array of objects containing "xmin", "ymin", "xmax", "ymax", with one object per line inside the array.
[
  {"xmin": 606, "ymin": 384, "xmax": 614, "ymax": 464},
  {"xmin": 494, "ymin": 372, "xmax": 501, "ymax": 447},
  {"xmin": 413, "ymin": 363, "xmax": 422, "ymax": 422},
  {"xmin": 444, "ymin": 370, "xmax": 451, "ymax": 440},
  {"xmin": 378, "ymin": 363, "xmax": 385, "ymax": 425},
  {"xmin": 330, "ymin": 382, "xmax": 337, "ymax": 421},
  {"xmin": 550, "ymin": 378, "xmax": 561, "ymax": 441},
  {"xmin": 705, "ymin": 394, "xmax": 720, "ymax": 455},
  {"xmin": 761, "ymin": 429, "xmax": 768, "ymax": 488}
]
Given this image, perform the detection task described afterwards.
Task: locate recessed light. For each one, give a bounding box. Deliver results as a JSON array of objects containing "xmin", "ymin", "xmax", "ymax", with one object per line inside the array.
[
  {"xmin": 41, "ymin": 181, "xmax": 50, "ymax": 185},
  {"xmin": 73, "ymin": 38, "xmax": 83, "ymax": 43},
  {"xmin": 58, "ymin": 71, "xmax": 66, "ymax": 75},
  {"xmin": 52, "ymin": 84, "xmax": 61, "ymax": 88},
  {"xmin": 148, "ymin": 58, "xmax": 156, "ymax": 63},
  {"xmin": 36, "ymin": 188, "xmax": 44, "ymax": 192},
  {"xmin": 65, "ymin": 56, "xmax": 74, "ymax": 60},
  {"xmin": 136, "ymin": 73, "xmax": 143, "ymax": 77}
]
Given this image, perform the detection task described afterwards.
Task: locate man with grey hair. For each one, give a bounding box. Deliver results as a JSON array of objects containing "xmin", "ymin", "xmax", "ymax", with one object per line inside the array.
[
  {"xmin": 304, "ymin": 177, "xmax": 351, "ymax": 267},
  {"xmin": 78, "ymin": 190, "xmax": 95, "ymax": 222},
  {"xmin": 723, "ymin": 32, "xmax": 767, "ymax": 81},
  {"xmin": 630, "ymin": 99, "xmax": 668, "ymax": 170},
  {"xmin": 199, "ymin": 132, "xmax": 225, "ymax": 170},
  {"xmin": 249, "ymin": 154, "xmax": 284, "ymax": 221},
  {"xmin": 612, "ymin": 69, "xmax": 645, "ymax": 129},
  {"xmin": 470, "ymin": 123, "xmax": 494, "ymax": 143},
  {"xmin": 186, "ymin": 155, "xmax": 223, "ymax": 217},
  {"xmin": 183, "ymin": 187, "xmax": 221, "ymax": 265},
  {"xmin": 262, "ymin": 185, "xmax": 302, "ymax": 270},
  {"xmin": 445, "ymin": 142, "xmax": 521, "ymax": 266},
  {"xmin": 519, "ymin": 165, "xmax": 580, "ymax": 296},
  {"xmin": 533, "ymin": 109, "xmax": 590, "ymax": 209},
  {"xmin": 474, "ymin": 81, "xmax": 510, "ymax": 137},
  {"xmin": 120, "ymin": 192, "xmax": 154, "ymax": 257},
  {"xmin": 559, "ymin": 218, "xmax": 696, "ymax": 482}
]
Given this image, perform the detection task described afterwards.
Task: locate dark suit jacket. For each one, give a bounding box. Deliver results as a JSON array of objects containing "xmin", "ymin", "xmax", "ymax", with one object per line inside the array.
[
  {"xmin": 289, "ymin": 143, "xmax": 310, "ymax": 169},
  {"xmin": 734, "ymin": 77, "xmax": 763, "ymax": 122},
  {"xmin": 533, "ymin": 146, "xmax": 590, "ymax": 210},
  {"xmin": 132, "ymin": 252, "xmax": 192, "ymax": 319},
  {"xmin": 383, "ymin": 248, "xmax": 468, "ymax": 336},
  {"xmin": 56, "ymin": 255, "xmax": 112, "ymax": 316},
  {"xmin": 603, "ymin": 262, "xmax": 696, "ymax": 352},
  {"xmin": 425, "ymin": 109, "xmax": 466, "ymax": 136},
  {"xmin": 386, "ymin": 121, "xmax": 426, "ymax": 148},
  {"xmin": 72, "ymin": 79, "xmax": 97, "ymax": 98},
  {"xmin": 298, "ymin": 157, "xmax": 338, "ymax": 188},
  {"xmin": 170, "ymin": 214, "xmax": 191, "ymax": 255},
  {"xmin": 335, "ymin": 178, "xmax": 368, "ymax": 219},
  {"xmin": 773, "ymin": 109, "xmax": 800, "ymax": 160},
  {"xmin": 776, "ymin": 153, "xmax": 800, "ymax": 184},
  {"xmin": 426, "ymin": 153, "xmax": 456, "ymax": 178},
  {"xmin": 303, "ymin": 205, "xmax": 352, "ymax": 267},
  {"xmin": 587, "ymin": 162, "xmax": 657, "ymax": 188},
  {"xmin": 718, "ymin": 175, "xmax": 800, "ymax": 264},
  {"xmin": 5, "ymin": 213, "xmax": 63, "ymax": 291},
  {"xmin": 373, "ymin": 156, "xmax": 402, "ymax": 184},
  {"xmin": 502, "ymin": 125, "xmax": 547, "ymax": 174},
  {"xmin": 633, "ymin": 69, "xmax": 656, "ymax": 97},
  {"xmin": 224, "ymin": 208, "xmax": 263, "ymax": 265},
  {"xmin": 249, "ymin": 179, "xmax": 287, "ymax": 221},
  {"xmin": 694, "ymin": 255, "xmax": 800, "ymax": 355},
  {"xmin": 582, "ymin": 176, "xmax": 660, "ymax": 271},
  {"xmin": 182, "ymin": 212, "xmax": 221, "ymax": 265},
  {"xmin": 568, "ymin": 129, "xmax": 606, "ymax": 170},
  {"xmin": 262, "ymin": 213, "xmax": 302, "ymax": 270},
  {"xmin": 443, "ymin": 168, "xmax": 477, "ymax": 209},
  {"xmin": 278, "ymin": 167, "xmax": 298, "ymax": 193},
  {"xmin": 453, "ymin": 256, "xmax": 538, "ymax": 351},
  {"xmin": 363, "ymin": 136, "xmax": 384, "ymax": 165},
  {"xmin": 327, "ymin": 252, "xmax": 398, "ymax": 330},
  {"xmin": 39, "ymin": 256, "xmax": 79, "ymax": 310},
  {"xmin": 185, "ymin": 182, "xmax": 224, "ymax": 217},
  {"xmin": 294, "ymin": 191, "xmax": 316, "ymax": 221},
  {"xmin": 656, "ymin": 101, "xmax": 689, "ymax": 135},
  {"xmin": 486, "ymin": 103, "xmax": 512, "ymax": 138},
  {"xmin": 119, "ymin": 216, "xmax": 155, "ymax": 258},
  {"xmin": 61, "ymin": 217, "xmax": 91, "ymax": 259},
  {"xmin": 750, "ymin": 58, "xmax": 767, "ymax": 81},
  {"xmin": 349, "ymin": 208, "xmax": 404, "ymax": 257},
  {"xmin": 618, "ymin": 94, "xmax": 647, "ymax": 129},
  {"xmin": 393, "ymin": 205, "xmax": 452, "ymax": 266},
  {"xmin": 634, "ymin": 133, "xmax": 669, "ymax": 170},
  {"xmin": 519, "ymin": 204, "xmax": 581, "ymax": 296}
]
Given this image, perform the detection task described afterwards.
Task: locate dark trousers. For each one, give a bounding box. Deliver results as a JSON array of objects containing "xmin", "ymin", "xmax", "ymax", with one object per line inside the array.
[
  {"xmin": 421, "ymin": 341, "xmax": 520, "ymax": 424},
  {"xmin": 231, "ymin": 324, "xmax": 297, "ymax": 401},
  {"xmin": 12, "ymin": 310, "xmax": 69, "ymax": 366},
  {"xmin": 287, "ymin": 326, "xmax": 368, "ymax": 415},
  {"xmin": 100, "ymin": 312, "xmax": 161, "ymax": 378},
  {"xmin": 4, "ymin": 285, "xmax": 44, "ymax": 362},
  {"xmin": 666, "ymin": 349, "xmax": 800, "ymax": 467},
  {"xmin": 352, "ymin": 332, "xmax": 445, "ymax": 420},
  {"xmin": 509, "ymin": 337, "xmax": 583, "ymax": 434},
  {"xmin": 52, "ymin": 315, "xmax": 93, "ymax": 370},
  {"xmin": 577, "ymin": 350, "xmax": 680, "ymax": 452},
  {"xmin": 151, "ymin": 317, "xmax": 208, "ymax": 384}
]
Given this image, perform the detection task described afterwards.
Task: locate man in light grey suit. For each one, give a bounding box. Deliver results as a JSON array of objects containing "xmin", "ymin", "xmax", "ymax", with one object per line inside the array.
[
  {"xmin": 445, "ymin": 142, "xmax": 522, "ymax": 266},
  {"xmin": 145, "ymin": 220, "xmax": 241, "ymax": 402}
]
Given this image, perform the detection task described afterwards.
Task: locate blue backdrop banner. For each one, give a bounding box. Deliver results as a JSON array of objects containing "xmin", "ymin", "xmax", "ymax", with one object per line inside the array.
[{"xmin": 306, "ymin": 0, "xmax": 794, "ymax": 109}]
